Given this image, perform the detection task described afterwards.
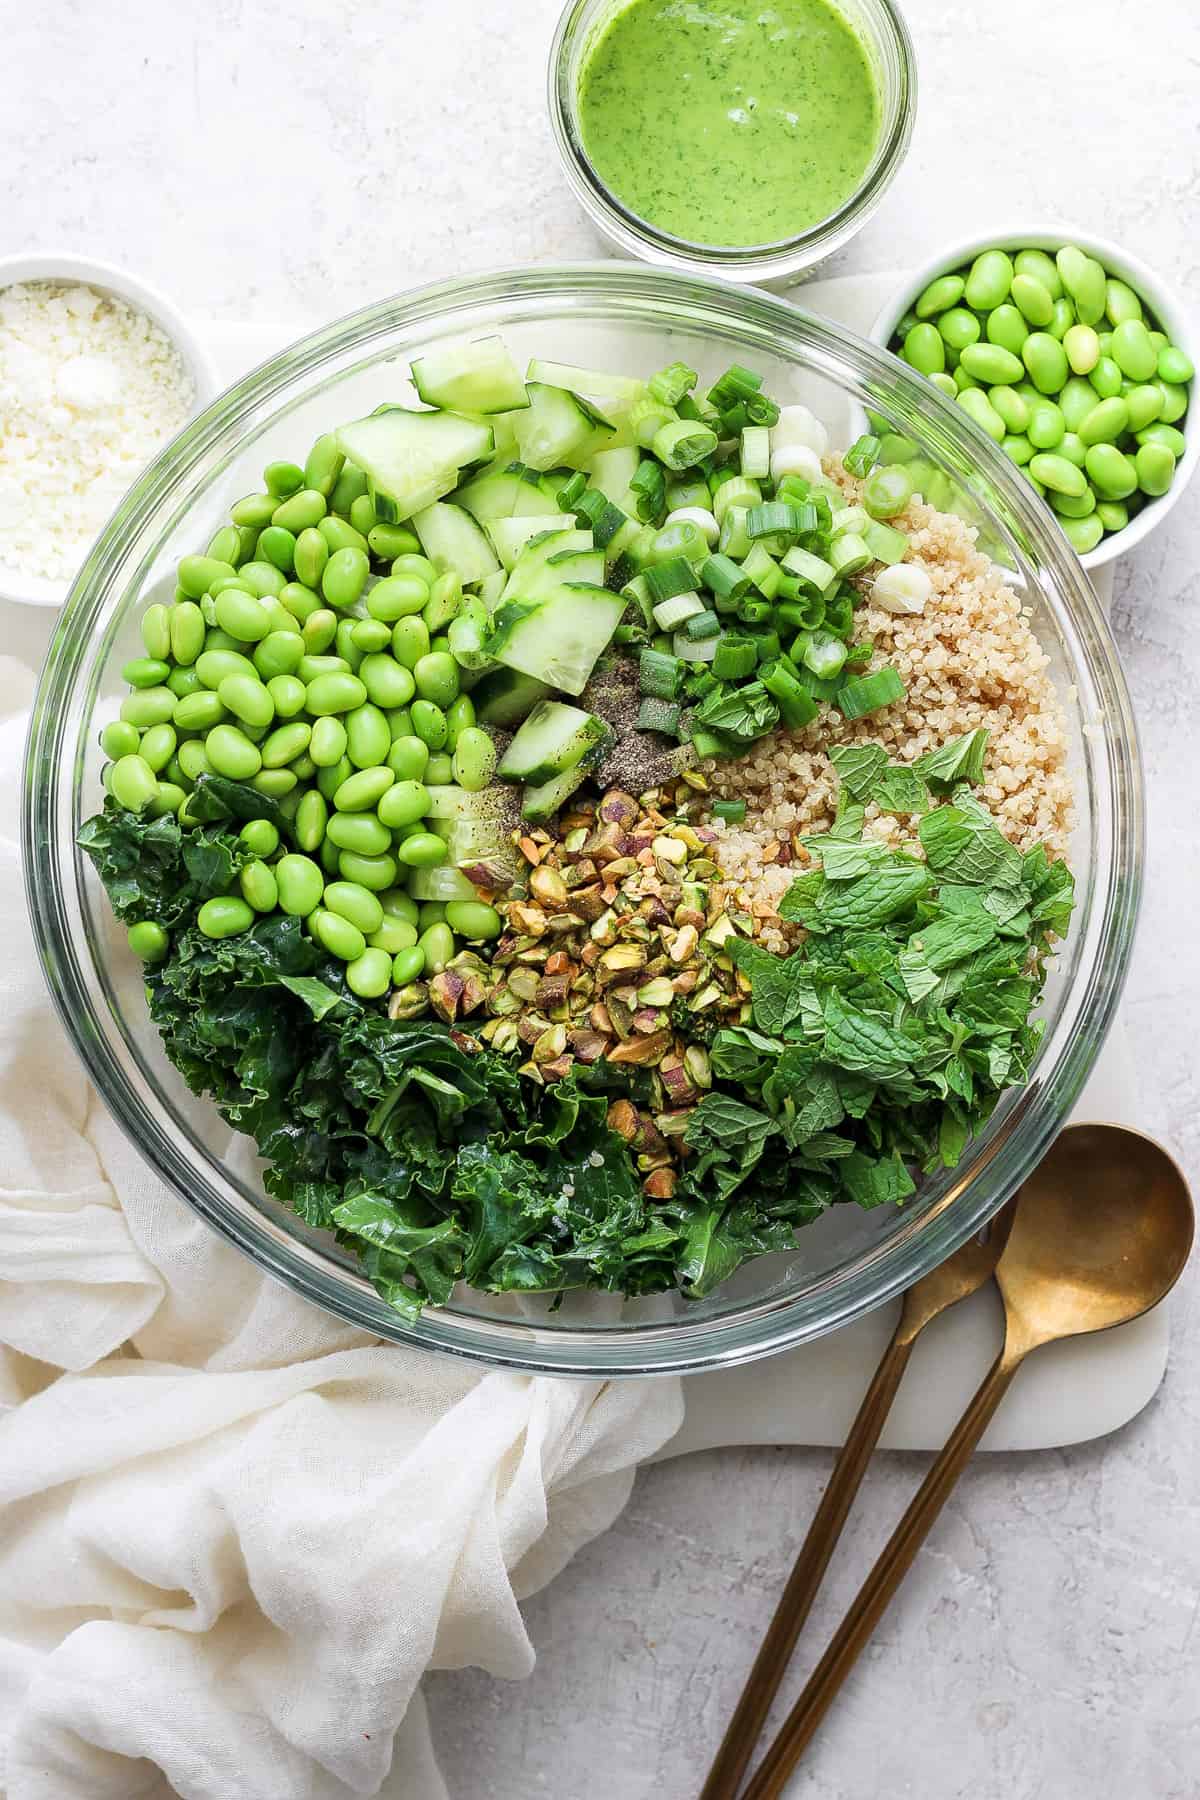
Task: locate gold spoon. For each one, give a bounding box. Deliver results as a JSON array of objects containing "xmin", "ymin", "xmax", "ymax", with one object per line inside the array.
[
  {"xmin": 737, "ymin": 1122, "xmax": 1193, "ymax": 1800},
  {"xmin": 699, "ymin": 1201, "xmax": 1015, "ymax": 1800}
]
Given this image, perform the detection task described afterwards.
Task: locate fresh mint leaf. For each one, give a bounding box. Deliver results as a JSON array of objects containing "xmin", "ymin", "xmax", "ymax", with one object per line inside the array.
[
  {"xmin": 872, "ymin": 765, "xmax": 931, "ymax": 815},
  {"xmin": 915, "ymin": 728, "xmax": 990, "ymax": 791},
  {"xmin": 918, "ymin": 804, "xmax": 1024, "ymax": 887},
  {"xmin": 727, "ymin": 937, "xmax": 814, "ymax": 1035},
  {"xmin": 822, "ymin": 990, "xmax": 925, "ymax": 1080},
  {"xmin": 828, "ymin": 743, "xmax": 888, "ymax": 799}
]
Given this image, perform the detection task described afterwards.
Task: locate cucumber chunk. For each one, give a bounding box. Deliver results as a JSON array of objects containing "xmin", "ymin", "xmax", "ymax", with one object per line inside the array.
[
  {"xmin": 498, "ymin": 528, "xmax": 598, "ymax": 605},
  {"xmin": 472, "ymin": 667, "xmax": 552, "ymax": 728},
  {"xmin": 411, "ymin": 501, "xmax": 499, "ymax": 584},
  {"xmin": 525, "ymin": 359, "xmax": 645, "ymax": 414},
  {"xmin": 456, "ymin": 460, "xmax": 566, "ymax": 525},
  {"xmin": 498, "ymin": 700, "xmax": 608, "ymax": 784},
  {"xmin": 336, "ymin": 408, "xmax": 492, "ymax": 522},
  {"xmin": 487, "ymin": 513, "xmax": 578, "ymax": 570},
  {"xmin": 486, "ymin": 582, "xmax": 627, "ymax": 697},
  {"xmin": 521, "ymin": 762, "xmax": 591, "ymax": 825},
  {"xmin": 410, "ymin": 336, "xmax": 528, "ymax": 414},
  {"xmin": 406, "ymin": 864, "xmax": 479, "ymax": 904},
  {"xmin": 513, "ymin": 383, "xmax": 614, "ymax": 471}
]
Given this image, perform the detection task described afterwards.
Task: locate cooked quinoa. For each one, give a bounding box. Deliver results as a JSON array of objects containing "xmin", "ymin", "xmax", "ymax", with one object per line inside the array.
[{"xmin": 702, "ymin": 497, "xmax": 1075, "ymax": 953}]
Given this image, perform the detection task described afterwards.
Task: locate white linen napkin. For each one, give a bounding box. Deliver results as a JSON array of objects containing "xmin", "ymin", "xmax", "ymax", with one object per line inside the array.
[{"xmin": 0, "ymin": 654, "xmax": 684, "ymax": 1799}]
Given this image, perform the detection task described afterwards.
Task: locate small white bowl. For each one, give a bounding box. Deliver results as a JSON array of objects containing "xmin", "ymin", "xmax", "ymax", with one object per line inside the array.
[
  {"xmin": 0, "ymin": 252, "xmax": 220, "ymax": 609},
  {"xmin": 867, "ymin": 226, "xmax": 1197, "ymax": 572}
]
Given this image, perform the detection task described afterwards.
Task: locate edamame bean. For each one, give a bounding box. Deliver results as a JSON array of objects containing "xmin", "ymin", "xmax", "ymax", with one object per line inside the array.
[
  {"xmin": 318, "ymin": 515, "xmax": 368, "ymax": 556},
  {"xmin": 293, "ymin": 527, "xmax": 329, "ymax": 591},
  {"xmin": 128, "ymin": 921, "xmax": 169, "ymax": 962},
  {"xmin": 959, "ymin": 342, "xmax": 1025, "ymax": 386},
  {"xmin": 1058, "ymin": 433, "xmax": 1087, "ymax": 468},
  {"xmin": 1157, "ymin": 381, "xmax": 1189, "ymax": 424},
  {"xmin": 351, "ymin": 619, "xmax": 393, "ymax": 654},
  {"xmin": 1047, "ymin": 297, "xmax": 1075, "ymax": 340},
  {"xmin": 989, "ymin": 386, "xmax": 1029, "ymax": 433},
  {"xmin": 265, "ymin": 673, "xmax": 306, "ymax": 719},
  {"xmin": 256, "ymin": 528, "xmax": 296, "ymax": 579},
  {"xmin": 930, "ymin": 373, "xmax": 957, "ymax": 398},
  {"xmin": 391, "ymin": 945, "xmax": 426, "ymax": 984},
  {"xmin": 377, "ymin": 779, "xmax": 429, "ymax": 828},
  {"xmin": 423, "ymin": 753, "xmax": 454, "ymax": 785},
  {"xmin": 147, "ymin": 781, "xmax": 186, "ymax": 819},
  {"xmin": 121, "ymin": 686, "xmax": 178, "ymax": 728},
  {"xmin": 367, "ymin": 523, "xmax": 420, "ymax": 560},
  {"xmin": 272, "ymin": 488, "xmax": 327, "ymax": 534},
  {"xmin": 279, "ymin": 581, "xmax": 322, "ymax": 625},
  {"xmin": 198, "ymin": 896, "xmax": 255, "ymax": 939},
  {"xmin": 168, "ymin": 667, "xmax": 201, "ymax": 700},
  {"xmin": 345, "ymin": 947, "xmax": 392, "ymax": 998},
  {"xmin": 141, "ymin": 602, "xmax": 172, "ymax": 660},
  {"xmin": 410, "ymin": 699, "xmax": 448, "ymax": 750},
  {"xmin": 261, "ymin": 721, "xmax": 311, "ymax": 768},
  {"xmin": 326, "ymin": 811, "xmax": 393, "ymax": 855},
  {"xmin": 1136, "ymin": 421, "xmax": 1187, "ymax": 458},
  {"xmin": 357, "ymin": 652, "xmax": 416, "ymax": 711},
  {"xmin": 122, "ymin": 657, "xmax": 170, "ymax": 689},
  {"xmin": 110, "ymin": 754, "xmax": 159, "ymax": 812},
  {"xmin": 176, "ymin": 686, "xmax": 226, "ymax": 734},
  {"xmin": 1104, "ymin": 279, "xmax": 1143, "ymax": 326},
  {"xmin": 387, "ymin": 707, "xmax": 415, "ymax": 740},
  {"xmin": 1028, "ymin": 453, "xmax": 1087, "ymax": 497},
  {"xmin": 418, "ymin": 922, "xmax": 455, "ymax": 975},
  {"xmin": 318, "ymin": 757, "xmax": 353, "ymax": 803},
  {"xmin": 1027, "ymin": 400, "xmax": 1066, "ymax": 450},
  {"xmin": 1157, "ymin": 344, "xmax": 1194, "ymax": 385},
  {"xmin": 1014, "ymin": 249, "xmax": 1062, "ymax": 299},
  {"xmin": 178, "ymin": 554, "xmax": 237, "ymax": 598},
  {"xmin": 311, "ymin": 908, "xmax": 366, "ymax": 962},
  {"xmin": 295, "ymin": 789, "xmax": 328, "ymax": 853},
  {"xmin": 329, "ymin": 463, "xmax": 368, "ymax": 516},
  {"xmin": 1002, "ymin": 434, "xmax": 1034, "ymax": 466},
  {"xmin": 395, "ymin": 831, "xmax": 447, "ymax": 869},
  {"xmin": 322, "ymin": 546, "xmax": 370, "ymax": 610},
  {"xmin": 445, "ymin": 900, "xmax": 502, "ymax": 941},
  {"xmin": 1059, "ymin": 378, "xmax": 1099, "ymax": 432},
  {"xmin": 983, "ymin": 304, "xmax": 1027, "ymax": 357},
  {"xmin": 253, "ymin": 632, "xmax": 306, "ymax": 682},
  {"xmin": 303, "ymin": 433, "xmax": 344, "ymax": 498},
  {"xmin": 231, "ymin": 492, "xmax": 280, "ymax": 530},
  {"xmin": 1010, "ymin": 273, "xmax": 1054, "ymax": 327},
  {"xmin": 1021, "ymin": 332, "xmax": 1069, "ymax": 395},
  {"xmin": 306, "ymin": 672, "xmax": 367, "ymax": 715},
  {"xmin": 240, "ymin": 860, "xmax": 279, "ymax": 913},
  {"xmin": 1135, "ymin": 442, "xmax": 1176, "ymax": 496},
  {"xmin": 964, "ymin": 248, "xmax": 1013, "ymax": 311},
  {"xmin": 346, "ymin": 703, "xmax": 392, "ymax": 769},
  {"xmin": 387, "ymin": 735, "xmax": 430, "ymax": 781},
  {"xmin": 238, "ymin": 561, "xmax": 287, "ymax": 598},
  {"xmin": 412, "ymin": 652, "xmax": 459, "ymax": 709},
  {"xmin": 253, "ymin": 769, "xmax": 296, "ymax": 798},
  {"xmin": 367, "ymin": 574, "xmax": 430, "ymax": 623},
  {"xmin": 1078, "ymin": 396, "xmax": 1129, "ymax": 446},
  {"xmin": 1096, "ymin": 500, "xmax": 1130, "ymax": 533},
  {"xmin": 170, "ymin": 600, "xmax": 206, "ymax": 666},
  {"xmin": 308, "ymin": 716, "xmax": 348, "ymax": 768},
  {"xmin": 264, "ymin": 460, "xmax": 304, "ymax": 499},
  {"xmin": 937, "ymin": 307, "xmax": 981, "ymax": 353},
  {"xmin": 1049, "ymin": 485, "xmax": 1095, "ymax": 518},
  {"xmin": 302, "ymin": 609, "xmax": 338, "ymax": 655},
  {"xmin": 335, "ymin": 619, "xmax": 364, "ymax": 672},
  {"xmin": 100, "ymin": 720, "xmax": 141, "ymax": 760},
  {"xmin": 391, "ymin": 616, "xmax": 430, "ymax": 669},
  {"xmin": 381, "ymin": 888, "xmax": 420, "ymax": 927},
  {"xmin": 349, "ymin": 494, "xmax": 378, "ymax": 538},
  {"xmin": 337, "ymin": 849, "xmax": 398, "ymax": 891},
  {"xmin": 1063, "ymin": 324, "xmax": 1100, "ymax": 375},
  {"xmin": 206, "ymin": 723, "xmax": 263, "ymax": 778},
  {"xmin": 275, "ymin": 853, "xmax": 325, "ymax": 917},
  {"xmin": 334, "ymin": 766, "xmax": 394, "ymax": 812},
  {"xmin": 139, "ymin": 722, "xmax": 177, "ymax": 772},
  {"xmin": 319, "ymin": 836, "xmax": 342, "ymax": 875},
  {"xmin": 417, "ymin": 901, "xmax": 446, "ymax": 929},
  {"xmin": 214, "ymin": 588, "xmax": 271, "ymax": 642},
  {"xmin": 915, "ymin": 273, "xmax": 965, "ymax": 318},
  {"xmin": 957, "ymin": 387, "xmax": 1005, "ymax": 442},
  {"xmin": 1056, "ymin": 247, "xmax": 1106, "ymax": 323},
  {"xmin": 240, "ymin": 818, "xmax": 280, "ymax": 858},
  {"xmin": 1124, "ymin": 385, "xmax": 1164, "ymax": 432},
  {"xmin": 1084, "ymin": 443, "xmax": 1138, "ymax": 499},
  {"xmin": 451, "ymin": 728, "xmax": 497, "ymax": 793},
  {"xmin": 1089, "ymin": 356, "xmax": 1123, "ymax": 400},
  {"xmin": 1111, "ymin": 319, "xmax": 1158, "ymax": 382},
  {"xmin": 324, "ymin": 881, "xmax": 385, "ymax": 935},
  {"xmin": 443, "ymin": 695, "xmax": 475, "ymax": 751},
  {"xmin": 1061, "ymin": 513, "xmax": 1104, "ymax": 554},
  {"xmin": 217, "ymin": 673, "xmax": 275, "ymax": 729},
  {"xmin": 368, "ymin": 918, "xmax": 418, "ymax": 954},
  {"xmin": 902, "ymin": 323, "xmax": 945, "ymax": 375}
]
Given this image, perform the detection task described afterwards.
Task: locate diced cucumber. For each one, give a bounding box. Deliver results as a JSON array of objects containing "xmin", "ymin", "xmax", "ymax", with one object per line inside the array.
[
  {"xmin": 406, "ymin": 864, "xmax": 480, "ymax": 904},
  {"xmin": 473, "ymin": 667, "xmax": 552, "ymax": 728},
  {"xmin": 498, "ymin": 700, "xmax": 608, "ymax": 784},
  {"xmin": 487, "ymin": 513, "xmax": 578, "ymax": 570},
  {"xmin": 486, "ymin": 582, "xmax": 627, "ymax": 697},
  {"xmin": 422, "ymin": 784, "xmax": 503, "ymax": 822},
  {"xmin": 411, "ymin": 502, "xmax": 499, "ymax": 584},
  {"xmin": 410, "ymin": 336, "xmax": 529, "ymax": 414},
  {"xmin": 584, "ymin": 445, "xmax": 642, "ymax": 514},
  {"xmin": 455, "ymin": 460, "xmax": 564, "ymax": 525},
  {"xmin": 336, "ymin": 408, "xmax": 492, "ymax": 522},
  {"xmin": 526, "ymin": 359, "xmax": 645, "ymax": 414},
  {"xmin": 513, "ymin": 383, "xmax": 614, "ymax": 471},
  {"xmin": 499, "ymin": 527, "xmax": 597, "ymax": 605},
  {"xmin": 521, "ymin": 763, "xmax": 590, "ymax": 825}
]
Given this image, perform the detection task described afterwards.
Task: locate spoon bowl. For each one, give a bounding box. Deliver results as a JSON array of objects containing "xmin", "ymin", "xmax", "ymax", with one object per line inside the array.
[{"xmin": 998, "ymin": 1123, "xmax": 1194, "ymax": 1353}]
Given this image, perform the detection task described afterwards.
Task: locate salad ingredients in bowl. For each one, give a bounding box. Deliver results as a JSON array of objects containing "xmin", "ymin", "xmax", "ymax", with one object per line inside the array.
[{"xmin": 79, "ymin": 333, "xmax": 1075, "ymax": 1322}]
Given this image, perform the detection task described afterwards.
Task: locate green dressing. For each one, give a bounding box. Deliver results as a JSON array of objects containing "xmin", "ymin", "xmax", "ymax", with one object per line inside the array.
[{"xmin": 577, "ymin": 0, "xmax": 881, "ymax": 249}]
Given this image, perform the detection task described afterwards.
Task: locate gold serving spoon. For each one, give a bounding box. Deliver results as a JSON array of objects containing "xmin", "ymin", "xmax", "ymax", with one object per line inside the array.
[
  {"xmin": 700, "ymin": 1198, "xmax": 1015, "ymax": 1800},
  {"xmin": 736, "ymin": 1123, "xmax": 1193, "ymax": 1800}
]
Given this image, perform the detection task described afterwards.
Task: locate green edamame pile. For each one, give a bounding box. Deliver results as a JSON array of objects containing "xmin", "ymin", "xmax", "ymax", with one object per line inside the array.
[
  {"xmin": 892, "ymin": 244, "xmax": 1192, "ymax": 554},
  {"xmin": 102, "ymin": 442, "xmax": 502, "ymax": 1002}
]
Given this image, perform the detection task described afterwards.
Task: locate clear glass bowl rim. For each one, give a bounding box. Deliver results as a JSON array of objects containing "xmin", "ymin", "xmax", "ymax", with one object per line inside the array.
[
  {"xmin": 546, "ymin": 0, "xmax": 918, "ymax": 281},
  {"xmin": 24, "ymin": 261, "xmax": 1143, "ymax": 1378}
]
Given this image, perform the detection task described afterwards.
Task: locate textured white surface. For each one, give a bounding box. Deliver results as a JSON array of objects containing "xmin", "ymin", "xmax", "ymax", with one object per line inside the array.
[{"xmin": 5, "ymin": 0, "xmax": 1199, "ymax": 1795}]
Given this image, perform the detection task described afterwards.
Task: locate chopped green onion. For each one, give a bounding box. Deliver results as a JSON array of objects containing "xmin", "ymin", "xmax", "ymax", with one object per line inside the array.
[
  {"xmin": 568, "ymin": 487, "xmax": 628, "ymax": 545},
  {"xmin": 843, "ymin": 433, "xmax": 882, "ymax": 477},
  {"xmin": 718, "ymin": 506, "xmax": 752, "ymax": 561},
  {"xmin": 752, "ymin": 627, "xmax": 781, "ymax": 663},
  {"xmin": 653, "ymin": 418, "xmax": 718, "ymax": 469},
  {"xmin": 666, "ymin": 475, "xmax": 710, "ymax": 511},
  {"xmin": 712, "ymin": 474, "xmax": 762, "ymax": 525},
  {"xmin": 802, "ymin": 629, "xmax": 849, "ymax": 680},
  {"xmin": 621, "ymin": 572, "xmax": 654, "ymax": 630},
  {"xmin": 648, "ymin": 360, "xmax": 698, "ymax": 406},
  {"xmin": 829, "ymin": 533, "xmax": 873, "ymax": 577},
  {"xmin": 712, "ymin": 636, "xmax": 758, "ymax": 680},
  {"xmin": 630, "ymin": 459, "xmax": 667, "ymax": 525},
  {"xmin": 702, "ymin": 554, "xmax": 751, "ymax": 604},
  {"xmin": 689, "ymin": 725, "xmax": 738, "ymax": 758},
  {"xmin": 835, "ymin": 667, "xmax": 906, "ymax": 719},
  {"xmin": 823, "ymin": 591, "xmax": 854, "ymax": 637},
  {"xmin": 740, "ymin": 541, "xmax": 782, "ymax": 598},
  {"xmin": 630, "ymin": 393, "xmax": 677, "ymax": 448},
  {"xmin": 747, "ymin": 501, "xmax": 804, "ymax": 542},
  {"xmin": 557, "ymin": 470, "xmax": 588, "ymax": 510},
  {"xmin": 639, "ymin": 647, "xmax": 683, "ymax": 699},
  {"xmin": 708, "ymin": 464, "xmax": 739, "ymax": 498},
  {"xmin": 776, "ymin": 595, "xmax": 826, "ymax": 632},
  {"xmin": 712, "ymin": 799, "xmax": 747, "ymax": 823},
  {"xmin": 644, "ymin": 557, "xmax": 699, "ymax": 603},
  {"xmin": 781, "ymin": 546, "xmax": 836, "ymax": 594},
  {"xmin": 844, "ymin": 640, "xmax": 874, "ymax": 669},
  {"xmin": 831, "ymin": 504, "xmax": 870, "ymax": 536},
  {"xmin": 862, "ymin": 521, "xmax": 910, "ymax": 564},
  {"xmin": 684, "ymin": 609, "xmax": 721, "ymax": 641},
  {"xmin": 736, "ymin": 597, "xmax": 773, "ymax": 625},
  {"xmin": 612, "ymin": 621, "xmax": 646, "ymax": 647},
  {"xmin": 760, "ymin": 659, "xmax": 820, "ymax": 728},
  {"xmin": 636, "ymin": 696, "xmax": 682, "ymax": 734},
  {"xmin": 740, "ymin": 425, "xmax": 771, "ymax": 478},
  {"xmin": 653, "ymin": 591, "xmax": 706, "ymax": 630},
  {"xmin": 673, "ymin": 630, "xmax": 719, "ymax": 662},
  {"xmin": 649, "ymin": 518, "xmax": 709, "ymax": 565}
]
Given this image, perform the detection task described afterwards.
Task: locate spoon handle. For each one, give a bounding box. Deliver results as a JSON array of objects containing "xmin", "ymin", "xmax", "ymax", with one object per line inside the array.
[
  {"xmin": 699, "ymin": 1323, "xmax": 915, "ymax": 1800},
  {"xmin": 738, "ymin": 1343, "xmax": 1027, "ymax": 1800}
]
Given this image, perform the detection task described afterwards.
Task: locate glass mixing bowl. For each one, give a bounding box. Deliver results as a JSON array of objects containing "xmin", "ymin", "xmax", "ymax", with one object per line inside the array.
[{"xmin": 24, "ymin": 265, "xmax": 1142, "ymax": 1377}]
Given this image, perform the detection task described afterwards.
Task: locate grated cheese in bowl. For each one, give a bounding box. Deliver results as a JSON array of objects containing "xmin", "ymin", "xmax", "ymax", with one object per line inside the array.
[{"xmin": 0, "ymin": 281, "xmax": 196, "ymax": 590}]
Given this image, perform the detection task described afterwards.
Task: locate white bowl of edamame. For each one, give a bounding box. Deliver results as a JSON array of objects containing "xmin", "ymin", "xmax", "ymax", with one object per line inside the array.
[{"xmin": 869, "ymin": 227, "xmax": 1197, "ymax": 572}]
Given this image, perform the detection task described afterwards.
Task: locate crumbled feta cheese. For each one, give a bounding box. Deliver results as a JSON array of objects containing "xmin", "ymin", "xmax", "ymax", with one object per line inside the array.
[{"xmin": 0, "ymin": 281, "xmax": 195, "ymax": 584}]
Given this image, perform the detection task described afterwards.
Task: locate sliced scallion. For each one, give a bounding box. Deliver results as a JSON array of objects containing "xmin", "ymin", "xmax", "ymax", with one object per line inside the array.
[
  {"xmin": 835, "ymin": 666, "xmax": 906, "ymax": 719},
  {"xmin": 740, "ymin": 425, "xmax": 771, "ymax": 478},
  {"xmin": 760, "ymin": 659, "xmax": 820, "ymax": 728},
  {"xmin": 843, "ymin": 433, "xmax": 882, "ymax": 477},
  {"xmin": 712, "ymin": 799, "xmax": 747, "ymax": 823},
  {"xmin": 648, "ymin": 360, "xmax": 698, "ymax": 407},
  {"xmin": 712, "ymin": 635, "xmax": 758, "ymax": 680},
  {"xmin": 644, "ymin": 557, "xmax": 699, "ymax": 604},
  {"xmin": 639, "ymin": 647, "xmax": 683, "ymax": 699},
  {"xmin": 630, "ymin": 459, "xmax": 667, "ymax": 525},
  {"xmin": 683, "ymin": 609, "xmax": 721, "ymax": 641}
]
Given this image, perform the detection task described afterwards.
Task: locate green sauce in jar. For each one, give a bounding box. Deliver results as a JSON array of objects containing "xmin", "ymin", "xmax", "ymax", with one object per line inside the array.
[{"xmin": 577, "ymin": 0, "xmax": 881, "ymax": 249}]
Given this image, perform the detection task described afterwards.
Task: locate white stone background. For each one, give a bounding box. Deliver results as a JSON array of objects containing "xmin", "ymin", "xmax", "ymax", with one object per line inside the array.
[{"xmin": 5, "ymin": 0, "xmax": 1199, "ymax": 1794}]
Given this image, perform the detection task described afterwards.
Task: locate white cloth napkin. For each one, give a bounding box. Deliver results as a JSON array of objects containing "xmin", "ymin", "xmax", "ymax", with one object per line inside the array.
[{"xmin": 0, "ymin": 655, "xmax": 684, "ymax": 1799}]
